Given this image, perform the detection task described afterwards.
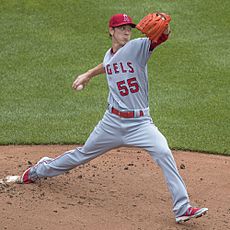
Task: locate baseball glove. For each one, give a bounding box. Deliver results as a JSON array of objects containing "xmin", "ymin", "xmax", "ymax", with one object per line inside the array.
[{"xmin": 136, "ymin": 12, "xmax": 171, "ymax": 42}]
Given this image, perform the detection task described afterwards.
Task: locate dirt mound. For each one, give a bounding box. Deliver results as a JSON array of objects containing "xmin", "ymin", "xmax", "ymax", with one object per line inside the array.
[{"xmin": 0, "ymin": 145, "xmax": 229, "ymax": 230}]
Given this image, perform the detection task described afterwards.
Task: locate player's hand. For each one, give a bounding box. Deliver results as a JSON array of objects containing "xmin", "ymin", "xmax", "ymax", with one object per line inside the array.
[{"xmin": 72, "ymin": 73, "xmax": 90, "ymax": 90}]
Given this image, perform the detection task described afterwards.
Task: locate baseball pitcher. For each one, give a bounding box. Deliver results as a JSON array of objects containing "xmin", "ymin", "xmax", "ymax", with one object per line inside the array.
[{"xmin": 17, "ymin": 13, "xmax": 208, "ymax": 223}]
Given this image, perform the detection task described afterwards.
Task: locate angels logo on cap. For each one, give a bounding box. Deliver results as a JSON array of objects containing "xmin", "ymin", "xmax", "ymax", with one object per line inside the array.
[
  {"xmin": 109, "ymin": 14, "xmax": 136, "ymax": 28},
  {"xmin": 123, "ymin": 14, "xmax": 129, "ymax": 22}
]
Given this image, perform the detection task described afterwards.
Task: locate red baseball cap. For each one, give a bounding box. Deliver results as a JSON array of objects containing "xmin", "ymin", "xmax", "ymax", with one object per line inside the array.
[{"xmin": 109, "ymin": 14, "xmax": 136, "ymax": 28}]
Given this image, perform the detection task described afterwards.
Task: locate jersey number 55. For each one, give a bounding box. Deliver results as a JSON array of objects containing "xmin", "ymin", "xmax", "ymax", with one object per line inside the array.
[{"xmin": 117, "ymin": 77, "xmax": 139, "ymax": 96}]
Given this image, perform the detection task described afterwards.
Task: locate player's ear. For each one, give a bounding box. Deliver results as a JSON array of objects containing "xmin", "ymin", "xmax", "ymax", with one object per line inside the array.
[{"xmin": 109, "ymin": 27, "xmax": 115, "ymax": 36}]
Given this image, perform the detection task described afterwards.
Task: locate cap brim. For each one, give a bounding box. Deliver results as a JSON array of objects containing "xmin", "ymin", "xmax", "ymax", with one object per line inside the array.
[
  {"xmin": 130, "ymin": 23, "xmax": 136, "ymax": 28},
  {"xmin": 114, "ymin": 22, "xmax": 136, "ymax": 28}
]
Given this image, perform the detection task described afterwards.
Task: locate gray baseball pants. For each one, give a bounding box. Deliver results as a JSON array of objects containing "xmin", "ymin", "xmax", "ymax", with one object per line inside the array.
[{"xmin": 29, "ymin": 110, "xmax": 190, "ymax": 217}]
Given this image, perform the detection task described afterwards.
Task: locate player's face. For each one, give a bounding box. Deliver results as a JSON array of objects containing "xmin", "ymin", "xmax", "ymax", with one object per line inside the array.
[{"xmin": 111, "ymin": 25, "xmax": 132, "ymax": 46}]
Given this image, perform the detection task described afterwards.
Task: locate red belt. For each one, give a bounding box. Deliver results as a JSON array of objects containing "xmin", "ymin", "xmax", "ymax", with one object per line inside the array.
[{"xmin": 111, "ymin": 107, "xmax": 144, "ymax": 118}]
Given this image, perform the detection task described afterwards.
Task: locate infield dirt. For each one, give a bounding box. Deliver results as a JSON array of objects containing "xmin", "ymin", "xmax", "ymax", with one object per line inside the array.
[{"xmin": 0, "ymin": 145, "xmax": 229, "ymax": 230}]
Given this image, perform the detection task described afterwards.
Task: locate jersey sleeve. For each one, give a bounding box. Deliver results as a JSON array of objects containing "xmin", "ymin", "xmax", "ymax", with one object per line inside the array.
[
  {"xmin": 103, "ymin": 49, "xmax": 111, "ymax": 68},
  {"xmin": 129, "ymin": 38, "xmax": 153, "ymax": 67},
  {"xmin": 149, "ymin": 33, "xmax": 169, "ymax": 51}
]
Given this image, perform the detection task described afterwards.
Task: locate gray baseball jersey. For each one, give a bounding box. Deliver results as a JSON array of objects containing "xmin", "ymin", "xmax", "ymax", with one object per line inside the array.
[
  {"xmin": 104, "ymin": 38, "xmax": 151, "ymax": 110},
  {"xmin": 25, "ymin": 37, "xmax": 191, "ymax": 218}
]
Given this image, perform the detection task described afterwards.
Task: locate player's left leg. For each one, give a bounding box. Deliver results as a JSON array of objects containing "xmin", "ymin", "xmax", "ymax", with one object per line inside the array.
[{"xmin": 124, "ymin": 117, "xmax": 206, "ymax": 219}]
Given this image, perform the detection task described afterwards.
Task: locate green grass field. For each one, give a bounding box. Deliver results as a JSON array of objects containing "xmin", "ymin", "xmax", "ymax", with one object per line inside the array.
[{"xmin": 0, "ymin": 0, "xmax": 229, "ymax": 155}]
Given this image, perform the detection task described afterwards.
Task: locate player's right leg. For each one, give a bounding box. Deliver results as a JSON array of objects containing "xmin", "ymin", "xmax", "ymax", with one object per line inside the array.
[{"xmin": 19, "ymin": 112, "xmax": 123, "ymax": 183}]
